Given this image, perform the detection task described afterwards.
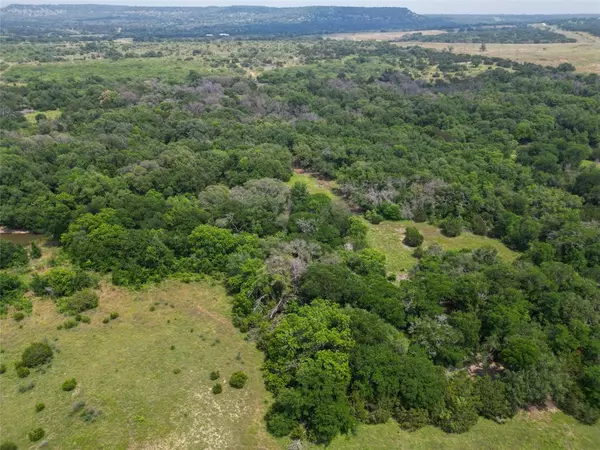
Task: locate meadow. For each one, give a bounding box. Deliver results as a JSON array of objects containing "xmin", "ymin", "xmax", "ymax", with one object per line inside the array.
[{"xmin": 0, "ymin": 277, "xmax": 276, "ymax": 449}]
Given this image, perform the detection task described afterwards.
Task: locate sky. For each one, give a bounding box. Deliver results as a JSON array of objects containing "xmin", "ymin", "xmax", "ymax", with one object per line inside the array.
[{"xmin": 1, "ymin": 0, "xmax": 599, "ymax": 15}]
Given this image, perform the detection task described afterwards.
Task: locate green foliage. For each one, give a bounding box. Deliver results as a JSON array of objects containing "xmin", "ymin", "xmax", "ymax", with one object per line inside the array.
[
  {"xmin": 229, "ymin": 371, "xmax": 248, "ymax": 389},
  {"xmin": 0, "ymin": 442, "xmax": 17, "ymax": 450},
  {"xmin": 35, "ymin": 402, "xmax": 45, "ymax": 412},
  {"xmin": 0, "ymin": 272, "xmax": 27, "ymax": 314},
  {"xmin": 0, "ymin": 364, "xmax": 6, "ymax": 374},
  {"xmin": 394, "ymin": 408, "xmax": 431, "ymax": 431},
  {"xmin": 28, "ymin": 428, "xmax": 45, "ymax": 442},
  {"xmin": 16, "ymin": 366, "xmax": 30, "ymax": 378},
  {"xmin": 212, "ymin": 383, "xmax": 223, "ymax": 394},
  {"xmin": 440, "ymin": 218, "xmax": 463, "ymax": 237},
  {"xmin": 62, "ymin": 378, "xmax": 77, "ymax": 391},
  {"xmin": 476, "ymin": 376, "xmax": 513, "ymax": 422},
  {"xmin": 57, "ymin": 289, "xmax": 99, "ymax": 314},
  {"xmin": 209, "ymin": 371, "xmax": 220, "ymax": 380},
  {"xmin": 30, "ymin": 241, "xmax": 42, "ymax": 259},
  {"xmin": 31, "ymin": 267, "xmax": 96, "ymax": 298},
  {"xmin": 437, "ymin": 374, "xmax": 481, "ymax": 434},
  {"xmin": 346, "ymin": 248, "xmax": 386, "ymax": 277},
  {"xmin": 0, "ymin": 240, "xmax": 28, "ymax": 269},
  {"xmin": 12, "ymin": 311, "xmax": 25, "ymax": 322},
  {"xmin": 403, "ymin": 227, "xmax": 424, "ymax": 247},
  {"xmin": 21, "ymin": 342, "xmax": 53, "ymax": 368},
  {"xmin": 110, "ymin": 312, "xmax": 119, "ymax": 320}
]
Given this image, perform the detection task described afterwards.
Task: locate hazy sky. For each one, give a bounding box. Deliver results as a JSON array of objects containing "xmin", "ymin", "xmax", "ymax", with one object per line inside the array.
[{"xmin": 1, "ymin": 0, "xmax": 599, "ymax": 15}]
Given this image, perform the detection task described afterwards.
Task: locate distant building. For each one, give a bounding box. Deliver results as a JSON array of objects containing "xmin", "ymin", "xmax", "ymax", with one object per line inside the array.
[
  {"xmin": 219, "ymin": 33, "xmax": 229, "ymax": 36},
  {"xmin": 205, "ymin": 33, "xmax": 213, "ymax": 37}
]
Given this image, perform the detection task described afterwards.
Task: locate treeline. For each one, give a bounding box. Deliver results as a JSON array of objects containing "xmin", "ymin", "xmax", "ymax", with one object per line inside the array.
[
  {"xmin": 1, "ymin": 40, "xmax": 599, "ymax": 444},
  {"xmin": 399, "ymin": 26, "xmax": 575, "ymax": 44},
  {"xmin": 554, "ymin": 18, "xmax": 600, "ymax": 37}
]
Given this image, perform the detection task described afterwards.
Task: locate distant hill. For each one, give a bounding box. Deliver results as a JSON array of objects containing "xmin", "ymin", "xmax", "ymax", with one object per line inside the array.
[{"xmin": 0, "ymin": 4, "xmax": 445, "ymax": 39}]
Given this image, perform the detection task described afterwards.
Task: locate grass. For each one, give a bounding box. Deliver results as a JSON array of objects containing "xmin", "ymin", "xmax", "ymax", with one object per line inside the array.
[
  {"xmin": 287, "ymin": 170, "xmax": 339, "ymax": 199},
  {"xmin": 323, "ymin": 411, "xmax": 600, "ymax": 450},
  {"xmin": 0, "ymin": 279, "xmax": 276, "ymax": 449},
  {"xmin": 367, "ymin": 220, "xmax": 518, "ymax": 274},
  {"xmin": 24, "ymin": 109, "xmax": 61, "ymax": 123}
]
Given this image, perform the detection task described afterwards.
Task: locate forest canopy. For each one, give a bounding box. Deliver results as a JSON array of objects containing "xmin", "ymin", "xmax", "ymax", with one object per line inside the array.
[{"xmin": 1, "ymin": 38, "xmax": 599, "ymax": 444}]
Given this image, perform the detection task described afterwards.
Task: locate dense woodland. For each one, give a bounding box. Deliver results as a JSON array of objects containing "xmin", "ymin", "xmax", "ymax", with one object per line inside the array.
[
  {"xmin": 553, "ymin": 18, "xmax": 600, "ymax": 38},
  {"xmin": 1, "ymin": 39, "xmax": 600, "ymax": 445},
  {"xmin": 400, "ymin": 26, "xmax": 576, "ymax": 44}
]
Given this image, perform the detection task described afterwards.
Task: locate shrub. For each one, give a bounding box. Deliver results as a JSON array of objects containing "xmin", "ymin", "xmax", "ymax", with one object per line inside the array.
[
  {"xmin": 80, "ymin": 315, "xmax": 91, "ymax": 324},
  {"xmin": 212, "ymin": 383, "xmax": 223, "ymax": 394},
  {"xmin": 16, "ymin": 366, "xmax": 30, "ymax": 378},
  {"xmin": 58, "ymin": 290, "xmax": 99, "ymax": 314},
  {"xmin": 0, "ymin": 363, "xmax": 6, "ymax": 374},
  {"xmin": 365, "ymin": 211, "xmax": 383, "ymax": 224},
  {"xmin": 0, "ymin": 240, "xmax": 28, "ymax": 269},
  {"xmin": 403, "ymin": 227, "xmax": 424, "ymax": 247},
  {"xmin": 18, "ymin": 381, "xmax": 35, "ymax": 393},
  {"xmin": 62, "ymin": 319, "xmax": 78, "ymax": 329},
  {"xmin": 62, "ymin": 378, "xmax": 77, "ymax": 391},
  {"xmin": 30, "ymin": 241, "xmax": 42, "ymax": 259},
  {"xmin": 210, "ymin": 370, "xmax": 220, "ymax": 380},
  {"xmin": 412, "ymin": 246, "xmax": 424, "ymax": 259},
  {"xmin": 229, "ymin": 371, "xmax": 248, "ymax": 389},
  {"xmin": 81, "ymin": 406, "xmax": 102, "ymax": 422},
  {"xmin": 110, "ymin": 312, "xmax": 119, "ymax": 320},
  {"xmin": 440, "ymin": 218, "xmax": 463, "ymax": 237},
  {"xmin": 476, "ymin": 376, "xmax": 513, "ymax": 423},
  {"xmin": 30, "ymin": 267, "xmax": 96, "ymax": 298},
  {"xmin": 36, "ymin": 402, "xmax": 46, "ymax": 412},
  {"xmin": 21, "ymin": 342, "xmax": 53, "ymax": 368},
  {"xmin": 71, "ymin": 400, "xmax": 85, "ymax": 413},
  {"xmin": 0, "ymin": 442, "xmax": 17, "ymax": 450},
  {"xmin": 381, "ymin": 203, "xmax": 402, "ymax": 220},
  {"xmin": 173, "ymin": 368, "xmax": 181, "ymax": 374},
  {"xmin": 12, "ymin": 311, "xmax": 25, "ymax": 322},
  {"xmin": 28, "ymin": 428, "xmax": 45, "ymax": 442},
  {"xmin": 394, "ymin": 408, "xmax": 430, "ymax": 431},
  {"xmin": 102, "ymin": 317, "xmax": 110, "ymax": 324}
]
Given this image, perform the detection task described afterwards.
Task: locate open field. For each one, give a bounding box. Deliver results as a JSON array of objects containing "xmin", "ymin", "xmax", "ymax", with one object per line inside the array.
[
  {"xmin": 0, "ymin": 279, "xmax": 276, "ymax": 449},
  {"xmin": 328, "ymin": 29, "xmax": 445, "ymax": 40},
  {"xmin": 324, "ymin": 411, "xmax": 600, "ymax": 450},
  {"xmin": 331, "ymin": 26, "xmax": 600, "ymax": 73},
  {"xmin": 287, "ymin": 170, "xmax": 339, "ymax": 199},
  {"xmin": 368, "ymin": 220, "xmax": 518, "ymax": 275},
  {"xmin": 404, "ymin": 39, "xmax": 600, "ymax": 74}
]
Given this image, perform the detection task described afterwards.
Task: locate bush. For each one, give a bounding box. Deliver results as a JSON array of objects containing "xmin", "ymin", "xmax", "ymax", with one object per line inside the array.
[
  {"xmin": 403, "ymin": 226, "xmax": 424, "ymax": 247},
  {"xmin": 0, "ymin": 363, "xmax": 6, "ymax": 374},
  {"xmin": 36, "ymin": 402, "xmax": 46, "ymax": 412},
  {"xmin": 440, "ymin": 218, "xmax": 463, "ymax": 237},
  {"xmin": 62, "ymin": 319, "xmax": 78, "ymax": 329},
  {"xmin": 381, "ymin": 203, "xmax": 402, "ymax": 220},
  {"xmin": 229, "ymin": 371, "xmax": 248, "ymax": 389},
  {"xmin": 30, "ymin": 241, "xmax": 42, "ymax": 259},
  {"xmin": 18, "ymin": 381, "xmax": 35, "ymax": 393},
  {"xmin": 173, "ymin": 368, "xmax": 181, "ymax": 374},
  {"xmin": 71, "ymin": 400, "xmax": 85, "ymax": 413},
  {"xmin": 412, "ymin": 246, "xmax": 424, "ymax": 259},
  {"xmin": 0, "ymin": 442, "xmax": 17, "ymax": 450},
  {"xmin": 212, "ymin": 383, "xmax": 223, "ymax": 394},
  {"xmin": 365, "ymin": 211, "xmax": 383, "ymax": 224},
  {"xmin": 16, "ymin": 366, "xmax": 30, "ymax": 378},
  {"xmin": 62, "ymin": 378, "xmax": 77, "ymax": 391},
  {"xmin": 476, "ymin": 376, "xmax": 513, "ymax": 423},
  {"xmin": 12, "ymin": 311, "xmax": 25, "ymax": 322},
  {"xmin": 0, "ymin": 240, "xmax": 28, "ymax": 269},
  {"xmin": 21, "ymin": 342, "xmax": 53, "ymax": 368},
  {"xmin": 80, "ymin": 315, "xmax": 91, "ymax": 324},
  {"xmin": 81, "ymin": 406, "xmax": 102, "ymax": 422},
  {"xmin": 394, "ymin": 408, "xmax": 430, "ymax": 431},
  {"xmin": 110, "ymin": 312, "xmax": 119, "ymax": 320},
  {"xmin": 58, "ymin": 290, "xmax": 99, "ymax": 314},
  {"xmin": 30, "ymin": 267, "xmax": 96, "ymax": 298},
  {"xmin": 28, "ymin": 427, "xmax": 45, "ymax": 442},
  {"xmin": 210, "ymin": 370, "xmax": 220, "ymax": 380}
]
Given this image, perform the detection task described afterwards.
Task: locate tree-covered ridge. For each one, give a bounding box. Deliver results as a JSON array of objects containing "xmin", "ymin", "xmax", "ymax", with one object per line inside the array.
[
  {"xmin": 0, "ymin": 5, "xmax": 434, "ymax": 40},
  {"xmin": 1, "ymin": 40, "xmax": 599, "ymax": 445},
  {"xmin": 399, "ymin": 25, "xmax": 576, "ymax": 44}
]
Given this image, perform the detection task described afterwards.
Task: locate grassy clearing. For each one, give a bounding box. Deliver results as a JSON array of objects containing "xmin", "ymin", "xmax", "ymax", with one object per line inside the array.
[
  {"xmin": 323, "ymin": 411, "xmax": 600, "ymax": 450},
  {"xmin": 24, "ymin": 109, "xmax": 61, "ymax": 123},
  {"xmin": 0, "ymin": 279, "xmax": 276, "ymax": 449},
  {"xmin": 287, "ymin": 170, "xmax": 339, "ymax": 199},
  {"xmin": 367, "ymin": 220, "xmax": 517, "ymax": 274}
]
